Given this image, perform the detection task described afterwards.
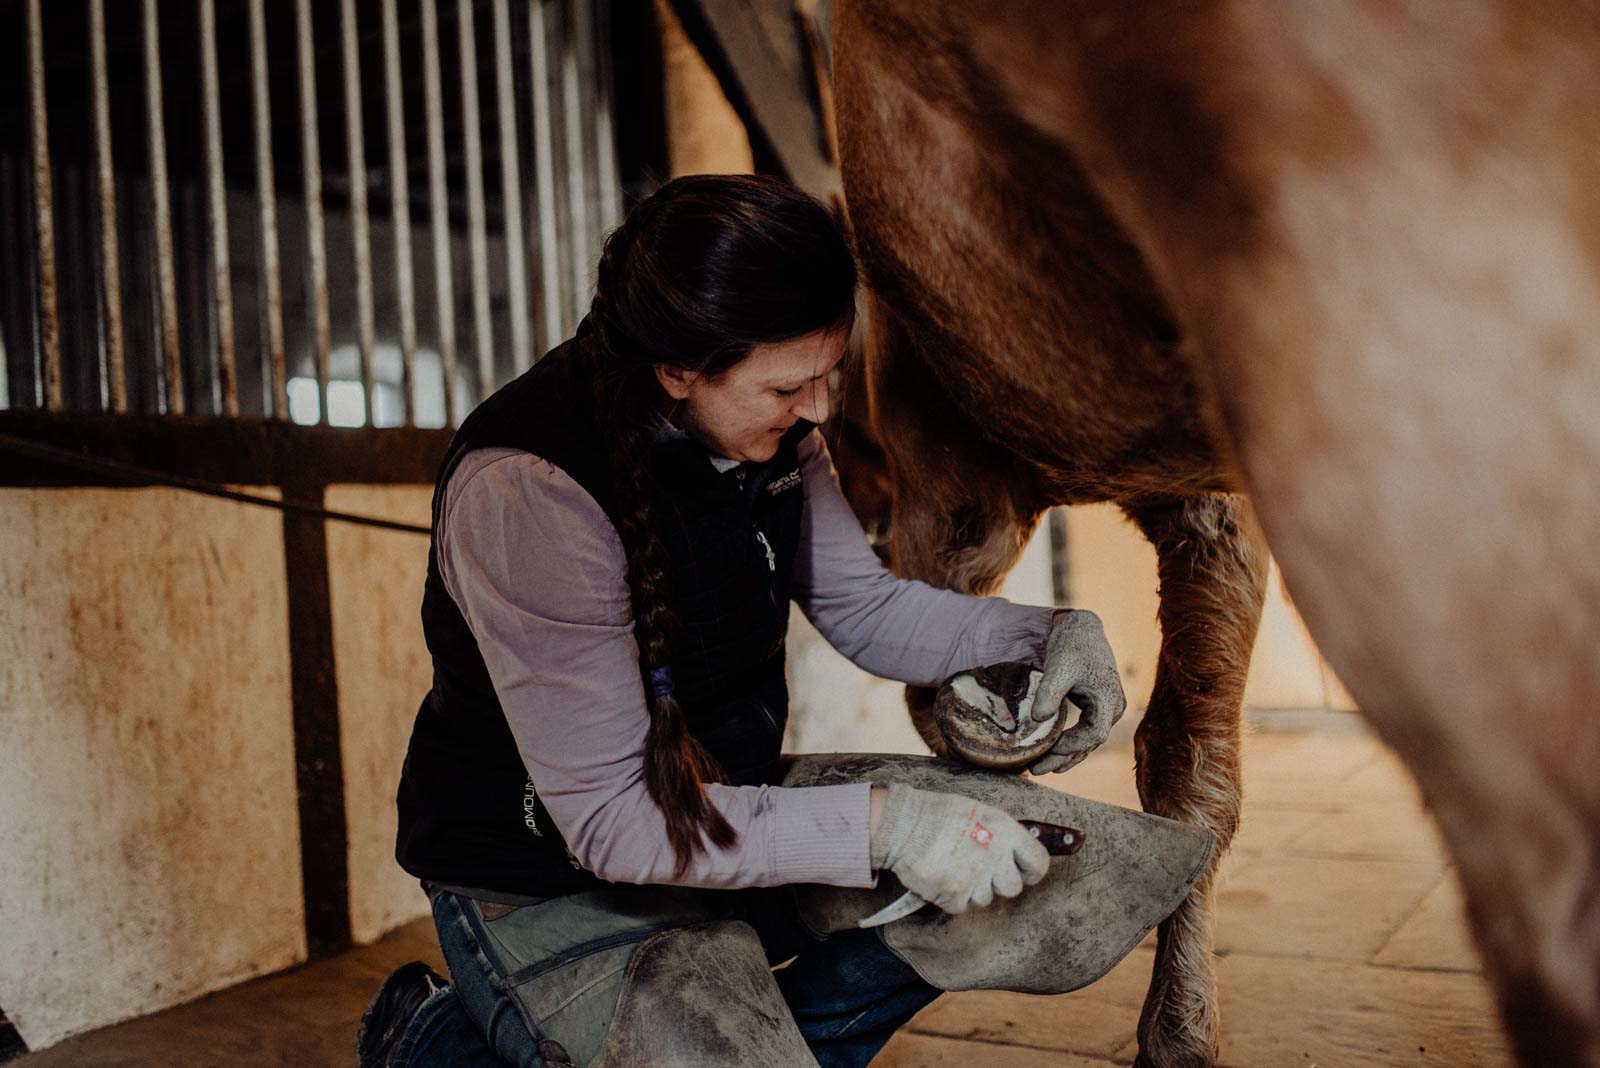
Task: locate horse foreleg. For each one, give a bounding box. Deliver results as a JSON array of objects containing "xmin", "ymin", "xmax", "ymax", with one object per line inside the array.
[{"xmin": 1124, "ymin": 494, "xmax": 1268, "ymax": 1068}]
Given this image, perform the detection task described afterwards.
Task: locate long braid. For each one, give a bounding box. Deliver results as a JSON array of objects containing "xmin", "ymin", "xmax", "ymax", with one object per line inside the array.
[
  {"xmin": 589, "ymin": 224, "xmax": 736, "ymax": 875},
  {"xmin": 580, "ymin": 174, "xmax": 856, "ymax": 875}
]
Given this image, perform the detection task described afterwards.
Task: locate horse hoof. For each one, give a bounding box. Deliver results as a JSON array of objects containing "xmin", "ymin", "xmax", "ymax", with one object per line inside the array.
[{"xmin": 931, "ymin": 662, "xmax": 1066, "ymax": 768}]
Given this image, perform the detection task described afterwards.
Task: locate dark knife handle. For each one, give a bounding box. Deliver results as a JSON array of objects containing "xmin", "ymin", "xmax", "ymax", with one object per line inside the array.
[{"xmin": 1019, "ymin": 820, "xmax": 1086, "ymax": 855}]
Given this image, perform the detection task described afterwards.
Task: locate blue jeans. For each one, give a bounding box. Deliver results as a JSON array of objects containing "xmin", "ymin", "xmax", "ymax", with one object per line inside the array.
[{"xmin": 392, "ymin": 885, "xmax": 938, "ymax": 1067}]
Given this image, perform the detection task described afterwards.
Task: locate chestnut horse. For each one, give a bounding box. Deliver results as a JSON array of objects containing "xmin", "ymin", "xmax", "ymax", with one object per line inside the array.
[{"xmin": 833, "ymin": 3, "xmax": 1600, "ymax": 1066}]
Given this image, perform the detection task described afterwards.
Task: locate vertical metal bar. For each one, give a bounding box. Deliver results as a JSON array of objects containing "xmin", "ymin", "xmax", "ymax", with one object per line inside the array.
[
  {"xmin": 457, "ymin": 0, "xmax": 495, "ymax": 398},
  {"xmin": 0, "ymin": 157, "xmax": 9, "ymax": 405},
  {"xmin": 248, "ymin": 0, "xmax": 286, "ymax": 418},
  {"xmin": 27, "ymin": 0, "xmax": 61, "ymax": 410},
  {"xmin": 143, "ymin": 0, "xmax": 182, "ymax": 414},
  {"xmin": 89, "ymin": 0, "xmax": 126, "ymax": 413},
  {"xmin": 591, "ymin": 0, "xmax": 620, "ymax": 234},
  {"xmin": 1, "ymin": 155, "xmax": 22, "ymax": 407},
  {"xmin": 573, "ymin": 0, "xmax": 604, "ymax": 334},
  {"xmin": 558, "ymin": 0, "xmax": 590, "ymax": 330},
  {"xmin": 340, "ymin": 0, "xmax": 376, "ymax": 413},
  {"xmin": 571, "ymin": 0, "xmax": 601, "ymax": 293},
  {"xmin": 491, "ymin": 0, "xmax": 531, "ymax": 374},
  {"xmin": 296, "ymin": 0, "xmax": 331, "ymax": 422},
  {"xmin": 421, "ymin": 0, "xmax": 458, "ymax": 425},
  {"xmin": 527, "ymin": 0, "xmax": 562, "ymax": 353},
  {"xmin": 0, "ymin": 277, "xmax": 7, "ymax": 402},
  {"xmin": 199, "ymin": 0, "xmax": 238, "ymax": 415},
  {"xmin": 380, "ymin": 0, "xmax": 418, "ymax": 425}
]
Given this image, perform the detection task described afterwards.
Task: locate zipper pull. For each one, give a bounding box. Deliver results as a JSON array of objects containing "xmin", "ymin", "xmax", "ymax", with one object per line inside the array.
[{"xmin": 755, "ymin": 529, "xmax": 776, "ymax": 571}]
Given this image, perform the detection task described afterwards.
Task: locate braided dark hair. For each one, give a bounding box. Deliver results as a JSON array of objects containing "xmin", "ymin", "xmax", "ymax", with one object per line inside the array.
[{"xmin": 581, "ymin": 174, "xmax": 857, "ymax": 874}]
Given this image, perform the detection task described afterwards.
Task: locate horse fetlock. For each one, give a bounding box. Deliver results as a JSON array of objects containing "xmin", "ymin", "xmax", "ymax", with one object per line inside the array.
[
  {"xmin": 1132, "ymin": 1031, "xmax": 1220, "ymax": 1068},
  {"xmin": 1136, "ymin": 899, "xmax": 1223, "ymax": 1068}
]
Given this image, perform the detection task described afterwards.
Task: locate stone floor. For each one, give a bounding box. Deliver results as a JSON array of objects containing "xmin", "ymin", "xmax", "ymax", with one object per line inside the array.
[{"xmin": 16, "ymin": 714, "xmax": 1513, "ymax": 1067}]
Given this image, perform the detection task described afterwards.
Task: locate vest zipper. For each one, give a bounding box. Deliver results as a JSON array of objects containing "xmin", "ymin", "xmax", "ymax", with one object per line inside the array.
[
  {"xmin": 754, "ymin": 525, "xmax": 780, "ymax": 610},
  {"xmin": 759, "ymin": 699, "xmax": 781, "ymax": 732}
]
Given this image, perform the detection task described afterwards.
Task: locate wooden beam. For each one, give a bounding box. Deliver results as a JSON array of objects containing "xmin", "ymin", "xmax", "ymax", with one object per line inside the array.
[
  {"xmin": 0, "ymin": 411, "xmax": 451, "ymax": 489},
  {"xmin": 281, "ymin": 472, "xmax": 353, "ymax": 958},
  {"xmin": 665, "ymin": 0, "xmax": 839, "ymax": 199}
]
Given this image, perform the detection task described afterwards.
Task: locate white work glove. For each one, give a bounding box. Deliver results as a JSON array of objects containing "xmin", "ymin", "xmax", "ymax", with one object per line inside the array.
[
  {"xmin": 1027, "ymin": 609, "xmax": 1127, "ymax": 775},
  {"xmin": 870, "ymin": 783, "xmax": 1051, "ymax": 913}
]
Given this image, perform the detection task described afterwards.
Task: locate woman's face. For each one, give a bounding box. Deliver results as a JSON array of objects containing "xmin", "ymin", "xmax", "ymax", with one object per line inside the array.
[{"xmin": 654, "ymin": 324, "xmax": 850, "ymax": 463}]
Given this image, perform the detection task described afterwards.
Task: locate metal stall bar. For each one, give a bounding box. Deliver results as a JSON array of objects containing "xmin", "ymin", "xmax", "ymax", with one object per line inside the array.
[
  {"xmin": 527, "ymin": 0, "xmax": 563, "ymax": 353},
  {"xmin": 90, "ymin": 0, "xmax": 128, "ymax": 412},
  {"xmin": 296, "ymin": 0, "xmax": 332, "ymax": 422},
  {"xmin": 592, "ymin": 0, "xmax": 621, "ymax": 234},
  {"xmin": 420, "ymin": 0, "xmax": 459, "ymax": 425},
  {"xmin": 380, "ymin": 0, "xmax": 418, "ymax": 424},
  {"xmin": 199, "ymin": 0, "xmax": 239, "ymax": 415},
  {"xmin": 249, "ymin": 0, "xmax": 287, "ymax": 418},
  {"xmin": 0, "ymin": 158, "xmax": 8, "ymax": 404},
  {"xmin": 0, "ymin": 157, "xmax": 10, "ymax": 405},
  {"xmin": 571, "ymin": 0, "xmax": 604, "ymax": 304},
  {"xmin": 340, "ymin": 0, "xmax": 377, "ymax": 414},
  {"xmin": 457, "ymin": 0, "xmax": 496, "ymax": 399},
  {"xmin": 27, "ymin": 0, "xmax": 61, "ymax": 410},
  {"xmin": 89, "ymin": 0, "xmax": 127, "ymax": 413},
  {"xmin": 143, "ymin": 0, "xmax": 183, "ymax": 414},
  {"xmin": 492, "ymin": 0, "xmax": 532, "ymax": 374},
  {"xmin": 558, "ymin": 0, "xmax": 592, "ymax": 329}
]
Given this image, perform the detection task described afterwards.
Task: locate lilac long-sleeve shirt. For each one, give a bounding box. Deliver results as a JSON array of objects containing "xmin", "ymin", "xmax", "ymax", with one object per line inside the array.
[{"xmin": 436, "ymin": 428, "xmax": 1055, "ymax": 891}]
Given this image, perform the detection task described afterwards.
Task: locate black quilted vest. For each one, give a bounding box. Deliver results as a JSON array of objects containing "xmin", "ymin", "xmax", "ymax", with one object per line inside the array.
[{"xmin": 395, "ymin": 337, "xmax": 809, "ymax": 897}]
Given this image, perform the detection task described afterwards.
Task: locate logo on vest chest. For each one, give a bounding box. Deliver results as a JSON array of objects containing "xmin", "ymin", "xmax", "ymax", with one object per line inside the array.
[{"xmin": 764, "ymin": 469, "xmax": 801, "ymax": 497}]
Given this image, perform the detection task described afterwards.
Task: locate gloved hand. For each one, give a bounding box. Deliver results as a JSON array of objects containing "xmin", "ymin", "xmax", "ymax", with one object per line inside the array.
[
  {"xmin": 1027, "ymin": 609, "xmax": 1127, "ymax": 775},
  {"xmin": 870, "ymin": 783, "xmax": 1051, "ymax": 913}
]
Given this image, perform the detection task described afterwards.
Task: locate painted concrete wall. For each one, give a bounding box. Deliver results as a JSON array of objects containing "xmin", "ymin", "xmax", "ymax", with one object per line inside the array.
[
  {"xmin": 326, "ymin": 486, "xmax": 437, "ymax": 946},
  {"xmin": 0, "ymin": 482, "xmax": 445, "ymax": 1051},
  {"xmin": 0, "ymin": 487, "xmax": 303, "ymax": 1050}
]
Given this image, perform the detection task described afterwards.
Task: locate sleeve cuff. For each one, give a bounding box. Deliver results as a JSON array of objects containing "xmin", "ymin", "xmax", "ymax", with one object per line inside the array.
[
  {"xmin": 964, "ymin": 602, "xmax": 1056, "ymax": 671},
  {"xmin": 770, "ymin": 782, "xmax": 875, "ymax": 888}
]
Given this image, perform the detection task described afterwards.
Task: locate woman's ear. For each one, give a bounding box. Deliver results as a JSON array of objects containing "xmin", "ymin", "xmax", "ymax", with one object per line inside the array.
[{"xmin": 653, "ymin": 363, "xmax": 698, "ymax": 400}]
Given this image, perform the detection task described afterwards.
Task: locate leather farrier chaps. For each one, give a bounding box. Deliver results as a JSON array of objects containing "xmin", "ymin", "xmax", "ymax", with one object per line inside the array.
[{"xmin": 586, "ymin": 755, "xmax": 1213, "ymax": 1066}]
